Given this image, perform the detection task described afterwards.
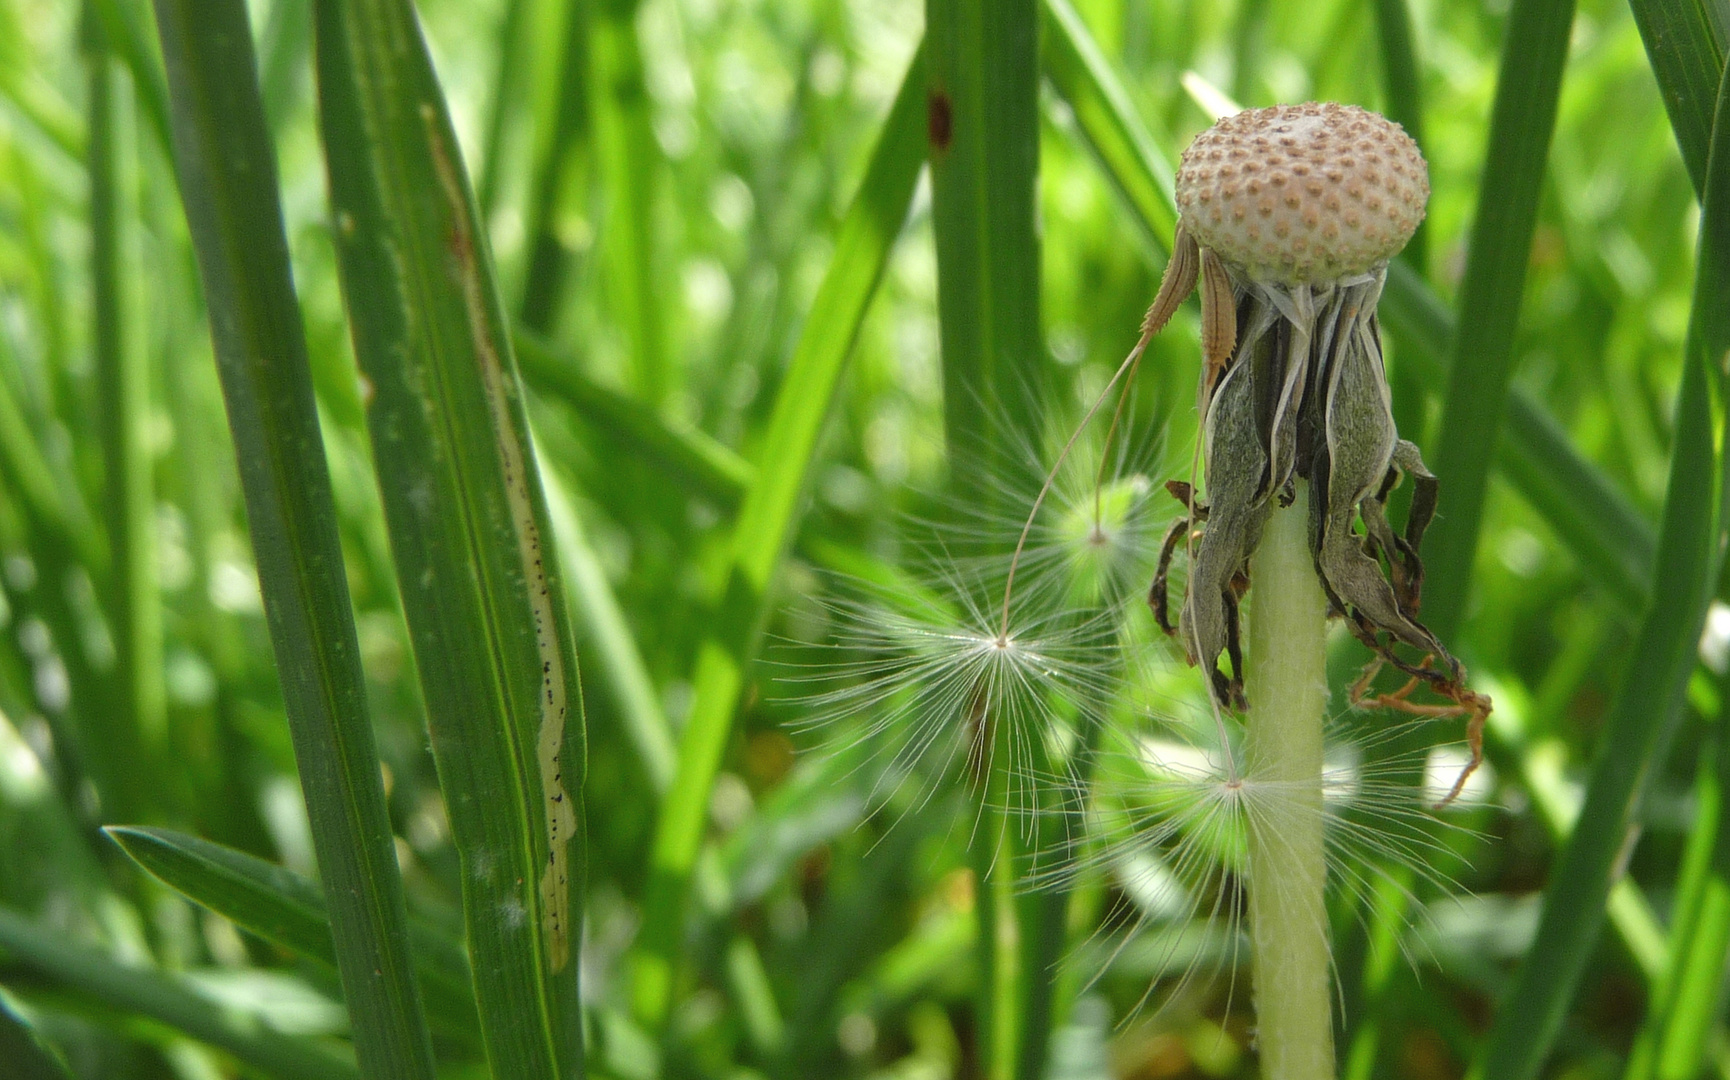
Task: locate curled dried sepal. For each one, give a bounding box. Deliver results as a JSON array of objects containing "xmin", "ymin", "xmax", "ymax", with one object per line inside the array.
[
  {"xmin": 1142, "ymin": 226, "xmax": 1200, "ymax": 339},
  {"xmin": 1199, "ymin": 247, "xmax": 1238, "ymax": 418}
]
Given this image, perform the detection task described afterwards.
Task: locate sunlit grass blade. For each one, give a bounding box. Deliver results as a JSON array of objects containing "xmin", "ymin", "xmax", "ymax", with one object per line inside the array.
[
  {"xmin": 0, "ymin": 909, "xmax": 359, "ymax": 1080},
  {"xmin": 516, "ymin": 327, "xmax": 752, "ymax": 506},
  {"xmin": 84, "ymin": 3, "xmax": 164, "ymax": 825},
  {"xmin": 1471, "ymin": 53, "xmax": 1730, "ymax": 1080},
  {"xmin": 0, "ymin": 993, "xmax": 72, "ymax": 1080},
  {"xmin": 1651, "ymin": 729, "xmax": 1730, "ymax": 1078},
  {"xmin": 312, "ymin": 0, "xmax": 588, "ymax": 1074},
  {"xmin": 1041, "ymin": 0, "xmax": 1176, "ymax": 259},
  {"xmin": 627, "ymin": 43, "xmax": 927, "ymax": 1029},
  {"xmin": 149, "ymin": 1, "xmax": 437, "ymax": 1076},
  {"xmin": 1421, "ymin": 0, "xmax": 1576, "ymax": 640},
  {"xmin": 103, "ymin": 825, "xmax": 482, "ymax": 1049}
]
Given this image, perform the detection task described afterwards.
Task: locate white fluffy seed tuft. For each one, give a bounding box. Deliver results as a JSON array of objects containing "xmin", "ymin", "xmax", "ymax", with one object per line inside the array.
[{"xmin": 1175, "ymin": 102, "xmax": 1428, "ymax": 284}]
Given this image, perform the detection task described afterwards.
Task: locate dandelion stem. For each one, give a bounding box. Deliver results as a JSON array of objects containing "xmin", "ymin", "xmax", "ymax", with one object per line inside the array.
[{"xmin": 1243, "ymin": 480, "xmax": 1334, "ymax": 1080}]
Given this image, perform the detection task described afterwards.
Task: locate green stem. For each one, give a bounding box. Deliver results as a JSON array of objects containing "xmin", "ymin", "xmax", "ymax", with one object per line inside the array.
[{"xmin": 1243, "ymin": 482, "xmax": 1333, "ymax": 1080}]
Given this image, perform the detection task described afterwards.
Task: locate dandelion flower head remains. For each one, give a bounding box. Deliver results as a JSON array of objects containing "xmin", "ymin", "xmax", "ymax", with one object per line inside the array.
[{"xmin": 1010, "ymin": 103, "xmax": 1490, "ymax": 802}]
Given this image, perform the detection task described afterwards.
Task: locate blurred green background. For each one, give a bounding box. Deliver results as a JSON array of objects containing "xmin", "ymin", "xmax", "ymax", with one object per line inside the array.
[{"xmin": 0, "ymin": 0, "xmax": 1727, "ymax": 1077}]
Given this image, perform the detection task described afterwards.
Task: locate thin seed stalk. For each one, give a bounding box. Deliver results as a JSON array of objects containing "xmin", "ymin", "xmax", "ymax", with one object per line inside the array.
[{"xmin": 1243, "ymin": 481, "xmax": 1333, "ymax": 1080}]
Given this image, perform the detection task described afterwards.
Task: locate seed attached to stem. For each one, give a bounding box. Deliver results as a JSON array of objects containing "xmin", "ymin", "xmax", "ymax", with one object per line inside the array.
[{"xmin": 1144, "ymin": 102, "xmax": 1489, "ymax": 794}]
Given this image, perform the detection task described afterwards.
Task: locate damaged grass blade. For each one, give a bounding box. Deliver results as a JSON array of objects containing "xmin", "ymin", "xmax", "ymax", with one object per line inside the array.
[{"xmin": 313, "ymin": 0, "xmax": 587, "ymax": 1075}]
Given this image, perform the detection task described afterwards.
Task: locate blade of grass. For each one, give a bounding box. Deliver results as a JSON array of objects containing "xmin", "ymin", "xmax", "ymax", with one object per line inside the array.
[
  {"xmin": 0, "ymin": 908, "xmax": 360, "ymax": 1080},
  {"xmin": 1371, "ymin": 0, "xmax": 1427, "ymax": 269},
  {"xmin": 84, "ymin": 2, "xmax": 164, "ymax": 825},
  {"xmin": 516, "ymin": 327, "xmax": 753, "ymax": 505},
  {"xmin": 519, "ymin": 0, "xmax": 591, "ymax": 333},
  {"xmin": 1040, "ymin": 0, "xmax": 1659, "ymax": 614},
  {"xmin": 313, "ymin": 0, "xmax": 589, "ymax": 1073},
  {"xmin": 924, "ymin": 0, "xmax": 1052, "ymax": 1074},
  {"xmin": 477, "ymin": 0, "xmax": 533, "ymax": 220},
  {"xmin": 87, "ymin": 0, "xmax": 170, "ymax": 167},
  {"xmin": 148, "ymin": 1, "xmax": 438, "ymax": 1075},
  {"xmin": 103, "ymin": 826, "xmax": 482, "ymax": 1049},
  {"xmin": 1628, "ymin": 0, "xmax": 1725, "ymax": 196},
  {"xmin": 626, "ymin": 44, "xmax": 926, "ymax": 1029},
  {"xmin": 1470, "ymin": 49, "xmax": 1730, "ymax": 1080},
  {"xmin": 1421, "ymin": 0, "xmax": 1576, "ymax": 641},
  {"xmin": 592, "ymin": 0, "xmax": 668, "ymax": 404},
  {"xmin": 1653, "ymin": 727, "xmax": 1730, "ymax": 1078},
  {"xmin": 0, "ymin": 993, "xmax": 73, "ymax": 1080},
  {"xmin": 1040, "ymin": 0, "xmax": 1176, "ymax": 260}
]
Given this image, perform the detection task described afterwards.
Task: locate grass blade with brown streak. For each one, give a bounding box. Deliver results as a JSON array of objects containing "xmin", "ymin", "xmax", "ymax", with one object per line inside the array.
[{"xmin": 313, "ymin": 0, "xmax": 588, "ymax": 1074}]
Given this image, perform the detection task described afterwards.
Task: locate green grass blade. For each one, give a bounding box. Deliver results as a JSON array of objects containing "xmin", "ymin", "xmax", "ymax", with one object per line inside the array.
[
  {"xmin": 0, "ymin": 349, "xmax": 105, "ymax": 576},
  {"xmin": 516, "ymin": 328, "xmax": 753, "ymax": 505},
  {"xmin": 1421, "ymin": 0, "xmax": 1577, "ymax": 640},
  {"xmin": 627, "ymin": 44, "xmax": 927, "ymax": 1029},
  {"xmin": 925, "ymin": 0, "xmax": 1051, "ymax": 1073},
  {"xmin": 1471, "ymin": 51, "xmax": 1730, "ymax": 1080},
  {"xmin": 476, "ymin": 0, "xmax": 532, "ymax": 219},
  {"xmin": 518, "ymin": 0, "xmax": 591, "ymax": 333},
  {"xmin": 87, "ymin": 0, "xmax": 171, "ymax": 166},
  {"xmin": 541, "ymin": 468, "xmax": 676, "ymax": 793},
  {"xmin": 312, "ymin": 0, "xmax": 589, "ymax": 1074},
  {"xmin": 1041, "ymin": 0, "xmax": 1176, "ymax": 259},
  {"xmin": 592, "ymin": 0, "xmax": 668, "ymax": 403},
  {"xmin": 1040, "ymin": 3, "xmax": 1659, "ymax": 617},
  {"xmin": 0, "ymin": 909, "xmax": 359, "ymax": 1080},
  {"xmin": 1371, "ymin": 0, "xmax": 1427, "ymax": 268},
  {"xmin": 0, "ymin": 993, "xmax": 72, "ymax": 1080},
  {"xmin": 103, "ymin": 826, "xmax": 481, "ymax": 1048},
  {"xmin": 148, "ymin": 1, "xmax": 438, "ymax": 1076},
  {"xmin": 84, "ymin": 4, "xmax": 164, "ymax": 825},
  {"xmin": 1654, "ymin": 731, "xmax": 1730, "ymax": 1077},
  {"xmin": 1628, "ymin": 0, "xmax": 1725, "ymax": 196}
]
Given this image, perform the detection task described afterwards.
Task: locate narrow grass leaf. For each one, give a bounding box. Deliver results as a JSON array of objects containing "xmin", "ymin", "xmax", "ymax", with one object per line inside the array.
[
  {"xmin": 542, "ymin": 467, "xmax": 676, "ymax": 793},
  {"xmin": 1628, "ymin": 0, "xmax": 1725, "ymax": 195},
  {"xmin": 0, "ymin": 909, "xmax": 359, "ymax": 1080},
  {"xmin": 104, "ymin": 826, "xmax": 481, "ymax": 1048},
  {"xmin": 518, "ymin": 0, "xmax": 591, "ymax": 333},
  {"xmin": 627, "ymin": 43, "xmax": 927, "ymax": 1028},
  {"xmin": 925, "ymin": 0, "xmax": 1053, "ymax": 1074},
  {"xmin": 1370, "ymin": 0, "xmax": 1427, "ymax": 267},
  {"xmin": 84, "ymin": 4, "xmax": 164, "ymax": 824},
  {"xmin": 148, "ymin": 1, "xmax": 437, "ymax": 1076},
  {"xmin": 313, "ymin": 0, "xmax": 588, "ymax": 1074},
  {"xmin": 1472, "ymin": 52, "xmax": 1730, "ymax": 1080},
  {"xmin": 1422, "ymin": 0, "xmax": 1577, "ymax": 640},
  {"xmin": 1041, "ymin": 0, "xmax": 1177, "ymax": 259},
  {"xmin": 0, "ymin": 993, "xmax": 73, "ymax": 1080},
  {"xmin": 516, "ymin": 327, "xmax": 752, "ymax": 506}
]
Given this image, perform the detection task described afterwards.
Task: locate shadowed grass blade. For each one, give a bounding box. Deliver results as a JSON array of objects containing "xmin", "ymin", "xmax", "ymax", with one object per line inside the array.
[
  {"xmin": 313, "ymin": 0, "xmax": 588, "ymax": 1074},
  {"xmin": 0, "ymin": 993, "xmax": 72, "ymax": 1080},
  {"xmin": 516, "ymin": 327, "xmax": 753, "ymax": 506},
  {"xmin": 84, "ymin": 3, "xmax": 164, "ymax": 826},
  {"xmin": 149, "ymin": 1, "xmax": 437, "ymax": 1076},
  {"xmin": 627, "ymin": 43, "xmax": 926, "ymax": 1029},
  {"xmin": 1421, "ymin": 0, "xmax": 1576, "ymax": 640},
  {"xmin": 1628, "ymin": 0, "xmax": 1725, "ymax": 195},
  {"xmin": 104, "ymin": 826, "xmax": 481, "ymax": 1049},
  {"xmin": 1471, "ymin": 51, "xmax": 1730, "ymax": 1080},
  {"xmin": 0, "ymin": 909, "xmax": 359, "ymax": 1080}
]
